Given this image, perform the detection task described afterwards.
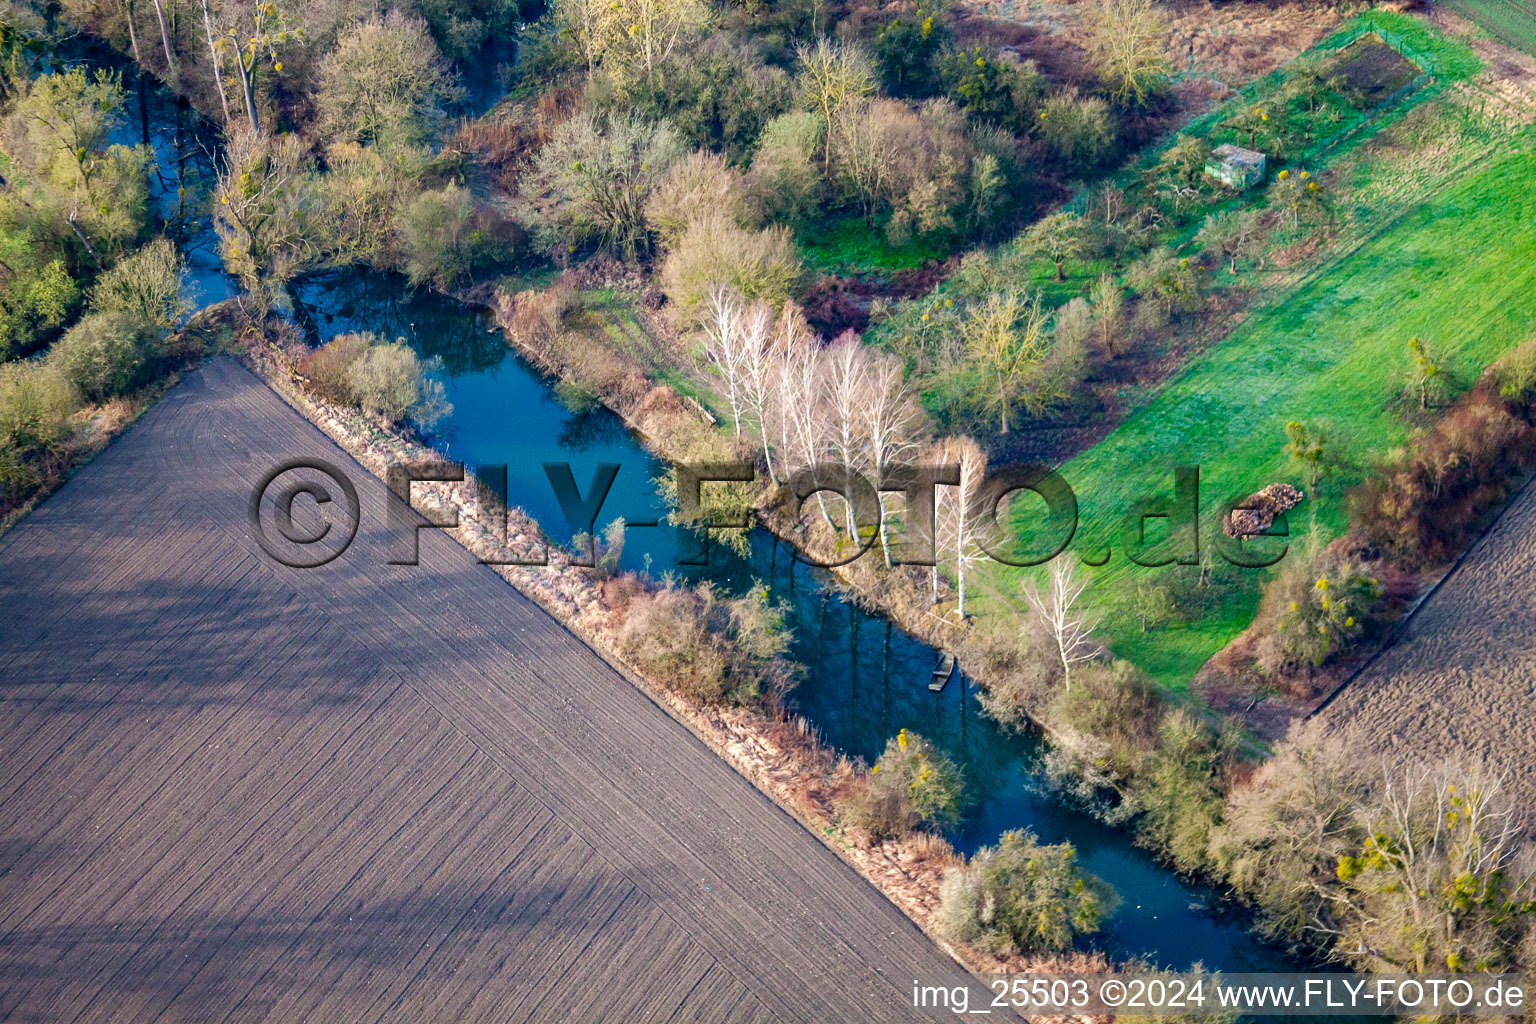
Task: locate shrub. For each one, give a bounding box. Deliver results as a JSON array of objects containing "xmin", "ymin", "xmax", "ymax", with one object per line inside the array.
[
  {"xmin": 312, "ymin": 141, "xmax": 427, "ymax": 268},
  {"xmin": 937, "ymin": 830, "xmax": 1116, "ymax": 955},
  {"xmin": 1494, "ymin": 338, "xmax": 1536, "ymax": 407},
  {"xmin": 0, "ymin": 258, "xmax": 79, "ymax": 360},
  {"xmin": 1127, "ymin": 709, "xmax": 1230, "ymax": 874},
  {"xmin": 644, "ymin": 151, "xmax": 751, "ymax": 249},
  {"xmin": 1253, "ymin": 541, "xmax": 1383, "ymax": 677},
  {"xmin": 345, "ymin": 339, "xmax": 452, "ymax": 429},
  {"xmin": 88, "ymin": 238, "xmax": 189, "ymax": 335},
  {"xmin": 659, "ymin": 212, "xmax": 802, "ymax": 319},
  {"xmin": 611, "ymin": 37, "xmax": 792, "ymax": 164},
  {"xmin": 874, "ymin": 9, "xmax": 948, "ymax": 97},
  {"xmin": 316, "ymin": 11, "xmax": 462, "ymax": 148},
  {"xmin": 48, "ymin": 313, "xmax": 153, "ymax": 401},
  {"xmin": 1036, "ymin": 87, "xmax": 1115, "ymax": 170},
  {"xmin": 1209, "ymin": 725, "xmax": 1366, "ymax": 949},
  {"xmin": 828, "ymin": 98, "xmax": 1010, "ymax": 244},
  {"xmin": 1352, "ymin": 387, "xmax": 1536, "ymax": 566},
  {"xmin": 1048, "ymin": 660, "xmax": 1162, "ymax": 775},
  {"xmin": 297, "ymin": 332, "xmax": 373, "ymax": 405},
  {"xmin": 396, "ymin": 182, "xmax": 497, "ymax": 289},
  {"xmin": 615, "ymin": 579, "xmax": 795, "ymax": 707},
  {"xmin": 937, "ymin": 46, "xmax": 1042, "ymax": 133},
  {"xmin": 745, "ymin": 111, "xmax": 825, "ymax": 226},
  {"xmin": 838, "ymin": 729, "xmax": 966, "ymax": 838},
  {"xmin": 519, "ymin": 111, "xmax": 683, "ymax": 259},
  {"xmin": 0, "ymin": 360, "xmax": 75, "ymax": 502}
]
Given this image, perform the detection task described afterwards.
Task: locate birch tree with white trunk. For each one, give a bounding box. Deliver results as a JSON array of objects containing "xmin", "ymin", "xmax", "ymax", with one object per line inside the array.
[
  {"xmin": 934, "ymin": 436, "xmax": 987, "ymax": 617},
  {"xmin": 700, "ymin": 285, "xmax": 750, "ymax": 438},
  {"xmin": 1024, "ymin": 558, "xmax": 1098, "ymax": 690},
  {"xmin": 863, "ymin": 349, "xmax": 921, "ymax": 566}
]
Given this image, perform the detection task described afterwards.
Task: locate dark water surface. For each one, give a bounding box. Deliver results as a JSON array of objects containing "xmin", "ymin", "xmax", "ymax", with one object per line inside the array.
[{"xmin": 290, "ymin": 272, "xmax": 1297, "ymax": 972}]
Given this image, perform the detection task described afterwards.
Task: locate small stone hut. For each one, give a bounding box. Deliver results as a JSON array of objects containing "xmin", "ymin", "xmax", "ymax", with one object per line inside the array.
[{"xmin": 1204, "ymin": 144, "xmax": 1267, "ymax": 189}]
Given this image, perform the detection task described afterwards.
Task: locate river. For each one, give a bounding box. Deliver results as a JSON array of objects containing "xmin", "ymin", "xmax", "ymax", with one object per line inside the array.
[{"xmin": 111, "ymin": 52, "xmax": 1295, "ymax": 974}]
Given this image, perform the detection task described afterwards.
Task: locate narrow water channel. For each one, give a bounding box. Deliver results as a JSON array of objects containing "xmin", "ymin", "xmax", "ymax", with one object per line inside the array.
[
  {"xmin": 291, "ymin": 272, "xmax": 1297, "ymax": 973},
  {"xmin": 113, "ymin": 54, "xmax": 1296, "ymax": 973}
]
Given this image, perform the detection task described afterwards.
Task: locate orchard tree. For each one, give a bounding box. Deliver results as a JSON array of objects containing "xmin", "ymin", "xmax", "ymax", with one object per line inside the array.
[
  {"xmin": 1198, "ymin": 207, "xmax": 1267, "ymax": 275},
  {"xmin": 1284, "ymin": 420, "xmax": 1331, "ymax": 491},
  {"xmin": 316, "ymin": 12, "xmax": 461, "ymax": 149},
  {"xmin": 1024, "ymin": 211, "xmax": 1087, "ymax": 282},
  {"xmin": 1406, "ymin": 334, "xmax": 1444, "ymax": 411},
  {"xmin": 960, "ymin": 289, "xmax": 1051, "ymax": 433},
  {"xmin": 1089, "ymin": 272, "xmax": 1125, "ymax": 358}
]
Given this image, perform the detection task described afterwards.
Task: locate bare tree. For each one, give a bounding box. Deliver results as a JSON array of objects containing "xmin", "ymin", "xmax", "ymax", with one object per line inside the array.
[
  {"xmin": 795, "ymin": 38, "xmax": 874, "ymax": 171},
  {"xmin": 1024, "ymin": 559, "xmax": 1098, "ymax": 689},
  {"xmin": 1324, "ymin": 759, "xmax": 1536, "ymax": 972},
  {"xmin": 1086, "ymin": 0, "xmax": 1170, "ymax": 107},
  {"xmin": 699, "ymin": 285, "xmax": 750, "ymax": 437},
  {"xmin": 197, "ymin": 0, "xmax": 233, "ymax": 124},
  {"xmin": 1089, "ymin": 271, "xmax": 1124, "ymax": 359},
  {"xmin": 863, "ymin": 349, "xmax": 921, "ymax": 566},
  {"xmin": 823, "ymin": 333, "xmax": 873, "ymax": 540},
  {"xmin": 151, "ymin": 0, "xmax": 176, "ymax": 80},
  {"xmin": 934, "ymin": 436, "xmax": 987, "ymax": 617},
  {"xmin": 736, "ymin": 297, "xmax": 779, "ymax": 482},
  {"xmin": 122, "ymin": 0, "xmax": 143, "ymax": 65}
]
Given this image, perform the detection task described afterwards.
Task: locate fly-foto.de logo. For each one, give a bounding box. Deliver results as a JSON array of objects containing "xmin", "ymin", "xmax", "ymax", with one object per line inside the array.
[{"xmin": 249, "ymin": 458, "xmax": 1295, "ymax": 570}]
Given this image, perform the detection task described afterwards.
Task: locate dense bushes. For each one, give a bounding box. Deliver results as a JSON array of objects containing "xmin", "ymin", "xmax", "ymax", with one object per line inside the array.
[
  {"xmin": 938, "ymin": 830, "xmax": 1117, "ymax": 955},
  {"xmin": 836, "ymin": 729, "xmax": 966, "ymax": 839},
  {"xmin": 0, "ymin": 361, "xmax": 75, "ymax": 503},
  {"xmin": 613, "ymin": 38, "xmax": 792, "ymax": 164},
  {"xmin": 1251, "ymin": 539, "xmax": 1385, "ymax": 678},
  {"xmin": 745, "ymin": 112, "xmax": 825, "ymax": 225},
  {"xmin": 87, "ymin": 239, "xmax": 191, "ymax": 335},
  {"xmin": 396, "ymin": 182, "xmax": 503, "ymax": 289},
  {"xmin": 518, "ymin": 111, "xmax": 684, "ymax": 259},
  {"xmin": 1213, "ymin": 729, "xmax": 1536, "ymax": 972},
  {"xmin": 316, "ymin": 12, "xmax": 462, "ymax": 149},
  {"xmin": 612, "ymin": 578, "xmax": 796, "ymax": 707},
  {"xmin": 828, "ymin": 97, "xmax": 1018, "ymax": 246},
  {"xmin": 297, "ymin": 331, "xmax": 451, "ymax": 430},
  {"xmin": 48, "ymin": 314, "xmax": 155, "ymax": 401},
  {"xmin": 659, "ymin": 213, "xmax": 802, "ymax": 318},
  {"xmin": 644, "ymin": 151, "xmax": 751, "ymax": 248},
  {"xmin": 1125, "ymin": 710, "xmax": 1233, "ymax": 874},
  {"xmin": 1352, "ymin": 381, "xmax": 1536, "ymax": 567}
]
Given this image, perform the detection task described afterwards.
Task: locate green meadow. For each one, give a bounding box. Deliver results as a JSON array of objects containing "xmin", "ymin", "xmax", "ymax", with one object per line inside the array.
[{"xmin": 994, "ymin": 127, "xmax": 1536, "ymax": 690}]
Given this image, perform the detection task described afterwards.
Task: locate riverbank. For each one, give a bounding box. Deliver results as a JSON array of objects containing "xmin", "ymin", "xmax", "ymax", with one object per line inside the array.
[{"xmin": 245, "ymin": 318, "xmax": 1115, "ymax": 995}]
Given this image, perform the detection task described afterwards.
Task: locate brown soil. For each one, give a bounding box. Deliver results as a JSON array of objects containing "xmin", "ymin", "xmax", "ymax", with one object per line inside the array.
[
  {"xmin": 1318, "ymin": 474, "xmax": 1536, "ymax": 810},
  {"xmin": 959, "ymin": 0, "xmax": 1343, "ymax": 91}
]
